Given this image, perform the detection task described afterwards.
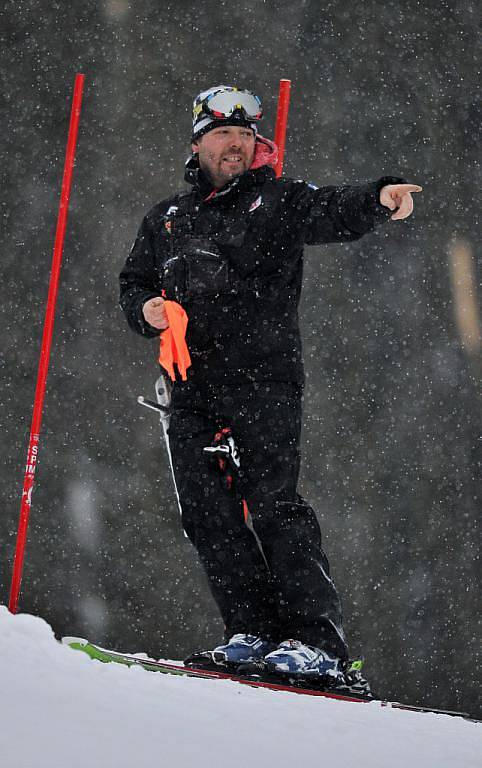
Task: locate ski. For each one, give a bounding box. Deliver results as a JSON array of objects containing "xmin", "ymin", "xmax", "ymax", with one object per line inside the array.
[{"xmin": 63, "ymin": 638, "xmax": 472, "ymax": 720}]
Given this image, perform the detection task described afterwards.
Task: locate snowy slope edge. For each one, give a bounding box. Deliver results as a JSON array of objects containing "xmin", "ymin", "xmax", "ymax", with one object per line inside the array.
[{"xmin": 0, "ymin": 606, "xmax": 480, "ymax": 768}]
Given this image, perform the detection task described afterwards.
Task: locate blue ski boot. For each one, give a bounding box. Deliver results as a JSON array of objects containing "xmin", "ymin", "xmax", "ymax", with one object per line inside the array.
[
  {"xmin": 264, "ymin": 639, "xmax": 345, "ymax": 683},
  {"xmin": 264, "ymin": 640, "xmax": 372, "ymax": 696},
  {"xmin": 213, "ymin": 634, "xmax": 276, "ymax": 666}
]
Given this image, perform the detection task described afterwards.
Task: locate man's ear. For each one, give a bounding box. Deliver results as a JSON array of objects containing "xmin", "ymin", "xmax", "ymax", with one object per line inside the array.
[{"xmin": 191, "ymin": 140, "xmax": 200, "ymax": 154}]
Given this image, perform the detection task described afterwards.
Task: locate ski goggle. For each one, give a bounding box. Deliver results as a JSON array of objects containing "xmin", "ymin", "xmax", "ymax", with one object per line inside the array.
[{"xmin": 193, "ymin": 87, "xmax": 263, "ymax": 122}]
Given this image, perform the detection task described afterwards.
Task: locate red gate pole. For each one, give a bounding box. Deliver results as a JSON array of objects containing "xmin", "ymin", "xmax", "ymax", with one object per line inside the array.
[
  {"xmin": 274, "ymin": 79, "xmax": 291, "ymax": 178},
  {"xmin": 8, "ymin": 73, "xmax": 85, "ymax": 614}
]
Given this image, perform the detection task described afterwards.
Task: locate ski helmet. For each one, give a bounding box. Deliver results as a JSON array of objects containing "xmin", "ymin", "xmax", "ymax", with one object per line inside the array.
[{"xmin": 192, "ymin": 85, "xmax": 262, "ymax": 140}]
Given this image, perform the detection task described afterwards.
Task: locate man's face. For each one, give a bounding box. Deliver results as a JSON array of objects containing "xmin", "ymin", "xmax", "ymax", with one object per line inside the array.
[{"xmin": 192, "ymin": 125, "xmax": 256, "ymax": 189}]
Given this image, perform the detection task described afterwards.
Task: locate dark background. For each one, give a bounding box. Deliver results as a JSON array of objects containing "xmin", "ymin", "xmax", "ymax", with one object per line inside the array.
[{"xmin": 1, "ymin": 0, "xmax": 480, "ymax": 717}]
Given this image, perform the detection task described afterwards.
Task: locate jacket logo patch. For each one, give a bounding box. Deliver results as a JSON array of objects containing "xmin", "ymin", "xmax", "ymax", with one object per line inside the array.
[
  {"xmin": 164, "ymin": 205, "xmax": 178, "ymax": 234},
  {"xmin": 249, "ymin": 195, "xmax": 262, "ymax": 213}
]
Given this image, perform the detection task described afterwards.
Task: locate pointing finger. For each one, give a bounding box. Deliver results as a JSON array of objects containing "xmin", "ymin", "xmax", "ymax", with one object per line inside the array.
[
  {"xmin": 402, "ymin": 184, "xmax": 422, "ymax": 193},
  {"xmin": 393, "ymin": 184, "xmax": 423, "ymax": 194}
]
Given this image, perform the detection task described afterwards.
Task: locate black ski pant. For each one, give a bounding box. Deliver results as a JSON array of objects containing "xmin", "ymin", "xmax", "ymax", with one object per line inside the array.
[{"xmin": 166, "ymin": 379, "xmax": 348, "ymax": 660}]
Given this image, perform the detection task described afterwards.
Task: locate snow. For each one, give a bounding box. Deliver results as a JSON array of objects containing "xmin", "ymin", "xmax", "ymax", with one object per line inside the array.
[{"xmin": 0, "ymin": 606, "xmax": 479, "ymax": 768}]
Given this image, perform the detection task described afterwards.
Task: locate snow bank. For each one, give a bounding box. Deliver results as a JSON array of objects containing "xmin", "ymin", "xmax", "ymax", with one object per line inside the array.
[{"xmin": 0, "ymin": 606, "xmax": 479, "ymax": 768}]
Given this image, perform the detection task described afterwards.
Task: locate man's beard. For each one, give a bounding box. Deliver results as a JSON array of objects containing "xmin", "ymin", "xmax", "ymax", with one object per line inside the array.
[{"xmin": 201, "ymin": 161, "xmax": 245, "ymax": 189}]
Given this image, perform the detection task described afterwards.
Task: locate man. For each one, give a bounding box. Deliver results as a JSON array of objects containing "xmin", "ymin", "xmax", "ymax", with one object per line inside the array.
[{"xmin": 119, "ymin": 85, "xmax": 421, "ymax": 691}]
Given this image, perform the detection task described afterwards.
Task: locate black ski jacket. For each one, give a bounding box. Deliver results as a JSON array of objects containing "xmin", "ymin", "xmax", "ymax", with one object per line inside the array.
[{"xmin": 119, "ymin": 164, "xmax": 404, "ymax": 384}]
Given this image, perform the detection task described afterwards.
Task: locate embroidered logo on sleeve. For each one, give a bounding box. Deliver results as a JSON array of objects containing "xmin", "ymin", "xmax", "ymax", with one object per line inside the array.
[
  {"xmin": 249, "ymin": 195, "xmax": 262, "ymax": 213},
  {"xmin": 294, "ymin": 180, "xmax": 319, "ymax": 190}
]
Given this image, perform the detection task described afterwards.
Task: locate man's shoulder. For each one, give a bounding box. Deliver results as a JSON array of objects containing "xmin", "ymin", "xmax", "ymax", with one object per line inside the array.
[
  {"xmin": 275, "ymin": 176, "xmax": 320, "ymax": 190},
  {"xmin": 257, "ymin": 175, "xmax": 321, "ymax": 206},
  {"xmin": 258, "ymin": 173, "xmax": 320, "ymax": 191}
]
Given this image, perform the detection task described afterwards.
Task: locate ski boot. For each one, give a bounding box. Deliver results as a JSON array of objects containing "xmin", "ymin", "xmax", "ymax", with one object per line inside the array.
[
  {"xmin": 264, "ymin": 639, "xmax": 345, "ymax": 683},
  {"xmin": 264, "ymin": 640, "xmax": 372, "ymax": 697},
  {"xmin": 213, "ymin": 634, "xmax": 276, "ymax": 666},
  {"xmin": 185, "ymin": 634, "xmax": 276, "ymax": 671}
]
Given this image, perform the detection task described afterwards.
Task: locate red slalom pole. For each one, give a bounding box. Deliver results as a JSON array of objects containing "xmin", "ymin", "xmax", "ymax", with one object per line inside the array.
[
  {"xmin": 274, "ymin": 79, "xmax": 291, "ymax": 178},
  {"xmin": 8, "ymin": 74, "xmax": 85, "ymax": 614}
]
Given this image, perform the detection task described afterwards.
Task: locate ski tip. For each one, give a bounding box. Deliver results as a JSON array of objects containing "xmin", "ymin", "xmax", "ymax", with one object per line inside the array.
[
  {"xmin": 137, "ymin": 396, "xmax": 145, "ymax": 404},
  {"xmin": 62, "ymin": 636, "xmax": 89, "ymax": 648}
]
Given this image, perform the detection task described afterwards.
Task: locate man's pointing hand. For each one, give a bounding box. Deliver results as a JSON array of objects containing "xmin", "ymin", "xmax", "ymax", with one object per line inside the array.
[{"xmin": 379, "ymin": 183, "xmax": 423, "ymax": 221}]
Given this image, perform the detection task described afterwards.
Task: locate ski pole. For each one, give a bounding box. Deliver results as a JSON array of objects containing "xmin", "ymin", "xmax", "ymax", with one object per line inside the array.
[
  {"xmin": 137, "ymin": 395, "xmax": 170, "ymax": 414},
  {"xmin": 8, "ymin": 73, "xmax": 85, "ymax": 614},
  {"xmin": 274, "ymin": 79, "xmax": 291, "ymax": 178}
]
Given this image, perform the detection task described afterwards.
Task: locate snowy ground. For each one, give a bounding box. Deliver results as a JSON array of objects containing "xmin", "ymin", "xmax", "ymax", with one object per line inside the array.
[{"xmin": 0, "ymin": 606, "xmax": 479, "ymax": 768}]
